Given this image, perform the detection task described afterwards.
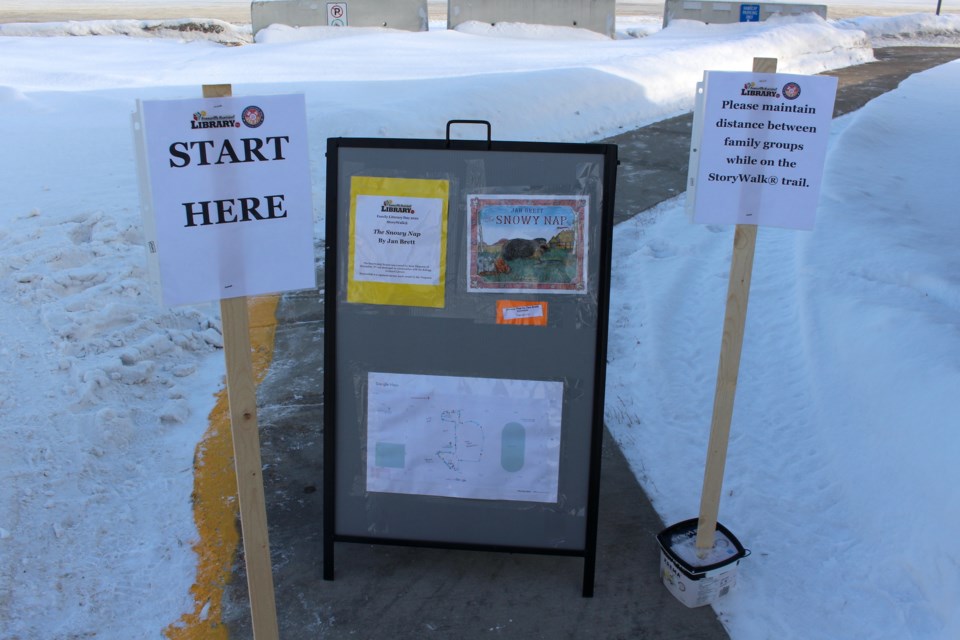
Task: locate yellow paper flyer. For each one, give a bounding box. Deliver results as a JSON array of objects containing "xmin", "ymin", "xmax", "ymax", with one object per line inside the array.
[{"xmin": 347, "ymin": 176, "xmax": 449, "ymax": 307}]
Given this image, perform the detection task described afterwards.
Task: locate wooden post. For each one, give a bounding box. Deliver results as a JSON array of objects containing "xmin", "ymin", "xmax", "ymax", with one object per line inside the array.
[
  {"xmin": 696, "ymin": 58, "xmax": 777, "ymax": 551},
  {"xmin": 203, "ymin": 83, "xmax": 280, "ymax": 639}
]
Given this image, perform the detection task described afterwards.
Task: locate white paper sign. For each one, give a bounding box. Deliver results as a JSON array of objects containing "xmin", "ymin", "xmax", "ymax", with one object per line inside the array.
[
  {"xmin": 690, "ymin": 72, "xmax": 838, "ymax": 230},
  {"xmin": 138, "ymin": 94, "xmax": 315, "ymax": 306},
  {"xmin": 366, "ymin": 372, "xmax": 563, "ymax": 503},
  {"xmin": 352, "ymin": 194, "xmax": 443, "ymax": 285}
]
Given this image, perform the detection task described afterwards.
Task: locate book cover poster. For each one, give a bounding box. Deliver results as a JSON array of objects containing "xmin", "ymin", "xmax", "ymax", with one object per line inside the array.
[{"xmin": 467, "ymin": 195, "xmax": 588, "ymax": 294}]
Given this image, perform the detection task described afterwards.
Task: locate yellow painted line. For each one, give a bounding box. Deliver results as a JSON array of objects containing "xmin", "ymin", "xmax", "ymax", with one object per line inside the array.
[{"xmin": 165, "ymin": 295, "xmax": 281, "ymax": 640}]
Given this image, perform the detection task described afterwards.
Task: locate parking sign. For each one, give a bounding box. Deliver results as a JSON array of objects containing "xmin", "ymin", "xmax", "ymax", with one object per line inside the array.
[{"xmin": 327, "ymin": 2, "xmax": 348, "ymax": 26}]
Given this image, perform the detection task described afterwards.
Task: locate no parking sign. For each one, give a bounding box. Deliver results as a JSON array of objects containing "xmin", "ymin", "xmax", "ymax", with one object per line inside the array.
[{"xmin": 327, "ymin": 2, "xmax": 348, "ymax": 26}]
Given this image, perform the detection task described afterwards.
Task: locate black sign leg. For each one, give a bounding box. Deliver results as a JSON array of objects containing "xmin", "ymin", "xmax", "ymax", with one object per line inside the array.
[
  {"xmin": 323, "ymin": 536, "xmax": 334, "ymax": 581},
  {"xmin": 582, "ymin": 551, "xmax": 596, "ymax": 597},
  {"xmin": 323, "ymin": 473, "xmax": 335, "ymax": 580}
]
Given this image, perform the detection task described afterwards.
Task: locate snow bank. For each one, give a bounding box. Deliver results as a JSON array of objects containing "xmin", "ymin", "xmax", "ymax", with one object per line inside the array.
[
  {"xmin": 0, "ymin": 205, "xmax": 224, "ymax": 636},
  {"xmin": 0, "ymin": 18, "xmax": 252, "ymax": 44},
  {"xmin": 838, "ymin": 12, "xmax": 960, "ymax": 46}
]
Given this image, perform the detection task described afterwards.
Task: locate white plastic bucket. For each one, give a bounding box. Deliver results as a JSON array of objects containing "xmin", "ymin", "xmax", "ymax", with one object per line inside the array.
[{"xmin": 657, "ymin": 519, "xmax": 747, "ymax": 608}]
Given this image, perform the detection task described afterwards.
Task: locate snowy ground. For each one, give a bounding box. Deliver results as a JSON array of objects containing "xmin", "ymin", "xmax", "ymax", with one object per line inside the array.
[{"xmin": 1, "ymin": 5, "xmax": 959, "ymax": 640}]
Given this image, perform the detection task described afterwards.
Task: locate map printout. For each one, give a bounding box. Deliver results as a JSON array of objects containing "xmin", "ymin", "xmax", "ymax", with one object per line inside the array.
[{"xmin": 366, "ymin": 372, "xmax": 563, "ymax": 503}]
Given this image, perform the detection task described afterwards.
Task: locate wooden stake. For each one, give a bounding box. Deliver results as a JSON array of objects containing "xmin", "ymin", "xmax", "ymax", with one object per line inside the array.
[
  {"xmin": 696, "ymin": 58, "xmax": 777, "ymax": 551},
  {"xmin": 203, "ymin": 83, "xmax": 280, "ymax": 639}
]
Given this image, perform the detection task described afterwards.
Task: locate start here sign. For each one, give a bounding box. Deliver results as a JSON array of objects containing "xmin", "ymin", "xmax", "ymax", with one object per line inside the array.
[
  {"xmin": 136, "ymin": 94, "xmax": 316, "ymax": 306},
  {"xmin": 688, "ymin": 71, "xmax": 838, "ymax": 230}
]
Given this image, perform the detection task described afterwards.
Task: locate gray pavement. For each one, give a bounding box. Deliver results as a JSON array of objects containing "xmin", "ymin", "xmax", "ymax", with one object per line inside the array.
[{"xmin": 224, "ymin": 47, "xmax": 960, "ymax": 639}]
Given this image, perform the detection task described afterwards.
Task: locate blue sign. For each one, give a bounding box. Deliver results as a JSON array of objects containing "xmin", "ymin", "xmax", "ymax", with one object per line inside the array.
[{"xmin": 740, "ymin": 3, "xmax": 761, "ymax": 21}]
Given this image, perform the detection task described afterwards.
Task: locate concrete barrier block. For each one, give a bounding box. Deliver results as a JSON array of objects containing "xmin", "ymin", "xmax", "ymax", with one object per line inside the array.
[
  {"xmin": 447, "ymin": 0, "xmax": 616, "ymax": 39},
  {"xmin": 662, "ymin": 0, "xmax": 826, "ymax": 28}
]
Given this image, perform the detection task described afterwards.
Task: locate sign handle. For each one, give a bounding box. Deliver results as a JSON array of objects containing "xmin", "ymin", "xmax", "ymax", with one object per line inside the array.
[
  {"xmin": 204, "ymin": 83, "xmax": 280, "ymax": 639},
  {"xmin": 696, "ymin": 58, "xmax": 777, "ymax": 551}
]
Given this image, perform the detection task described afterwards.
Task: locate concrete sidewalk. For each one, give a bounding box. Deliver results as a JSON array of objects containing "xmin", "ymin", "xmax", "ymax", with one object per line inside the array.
[{"xmin": 222, "ymin": 48, "xmax": 960, "ymax": 639}]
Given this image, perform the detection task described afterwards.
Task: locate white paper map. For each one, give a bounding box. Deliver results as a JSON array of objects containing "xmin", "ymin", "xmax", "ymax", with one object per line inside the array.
[{"xmin": 366, "ymin": 372, "xmax": 563, "ymax": 503}]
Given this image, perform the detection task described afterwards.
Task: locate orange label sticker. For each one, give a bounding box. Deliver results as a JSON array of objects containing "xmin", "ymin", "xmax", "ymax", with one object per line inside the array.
[{"xmin": 496, "ymin": 301, "xmax": 548, "ymax": 326}]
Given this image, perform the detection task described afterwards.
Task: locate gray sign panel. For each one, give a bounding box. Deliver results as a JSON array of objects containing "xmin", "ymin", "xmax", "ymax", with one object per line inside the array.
[{"xmin": 323, "ymin": 132, "xmax": 617, "ymax": 595}]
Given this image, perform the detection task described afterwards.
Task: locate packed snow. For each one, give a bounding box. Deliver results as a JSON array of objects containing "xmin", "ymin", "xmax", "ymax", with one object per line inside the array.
[{"xmin": 0, "ymin": 5, "xmax": 958, "ymax": 639}]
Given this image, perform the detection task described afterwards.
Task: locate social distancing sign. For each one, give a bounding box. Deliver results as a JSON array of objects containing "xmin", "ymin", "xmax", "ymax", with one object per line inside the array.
[{"xmin": 688, "ymin": 71, "xmax": 838, "ymax": 230}]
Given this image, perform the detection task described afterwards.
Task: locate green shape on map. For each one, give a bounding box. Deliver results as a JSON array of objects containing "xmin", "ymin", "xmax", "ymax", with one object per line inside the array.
[
  {"xmin": 375, "ymin": 442, "xmax": 406, "ymax": 469},
  {"xmin": 501, "ymin": 422, "xmax": 526, "ymax": 472}
]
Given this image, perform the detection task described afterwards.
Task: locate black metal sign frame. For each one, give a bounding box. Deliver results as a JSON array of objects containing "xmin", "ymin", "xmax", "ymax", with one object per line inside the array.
[{"xmin": 323, "ymin": 131, "xmax": 617, "ymax": 596}]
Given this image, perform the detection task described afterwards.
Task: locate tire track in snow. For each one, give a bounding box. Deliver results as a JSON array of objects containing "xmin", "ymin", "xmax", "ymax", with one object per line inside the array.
[
  {"xmin": 606, "ymin": 203, "xmax": 734, "ymax": 517},
  {"xmin": 606, "ymin": 203, "xmax": 863, "ymax": 635}
]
